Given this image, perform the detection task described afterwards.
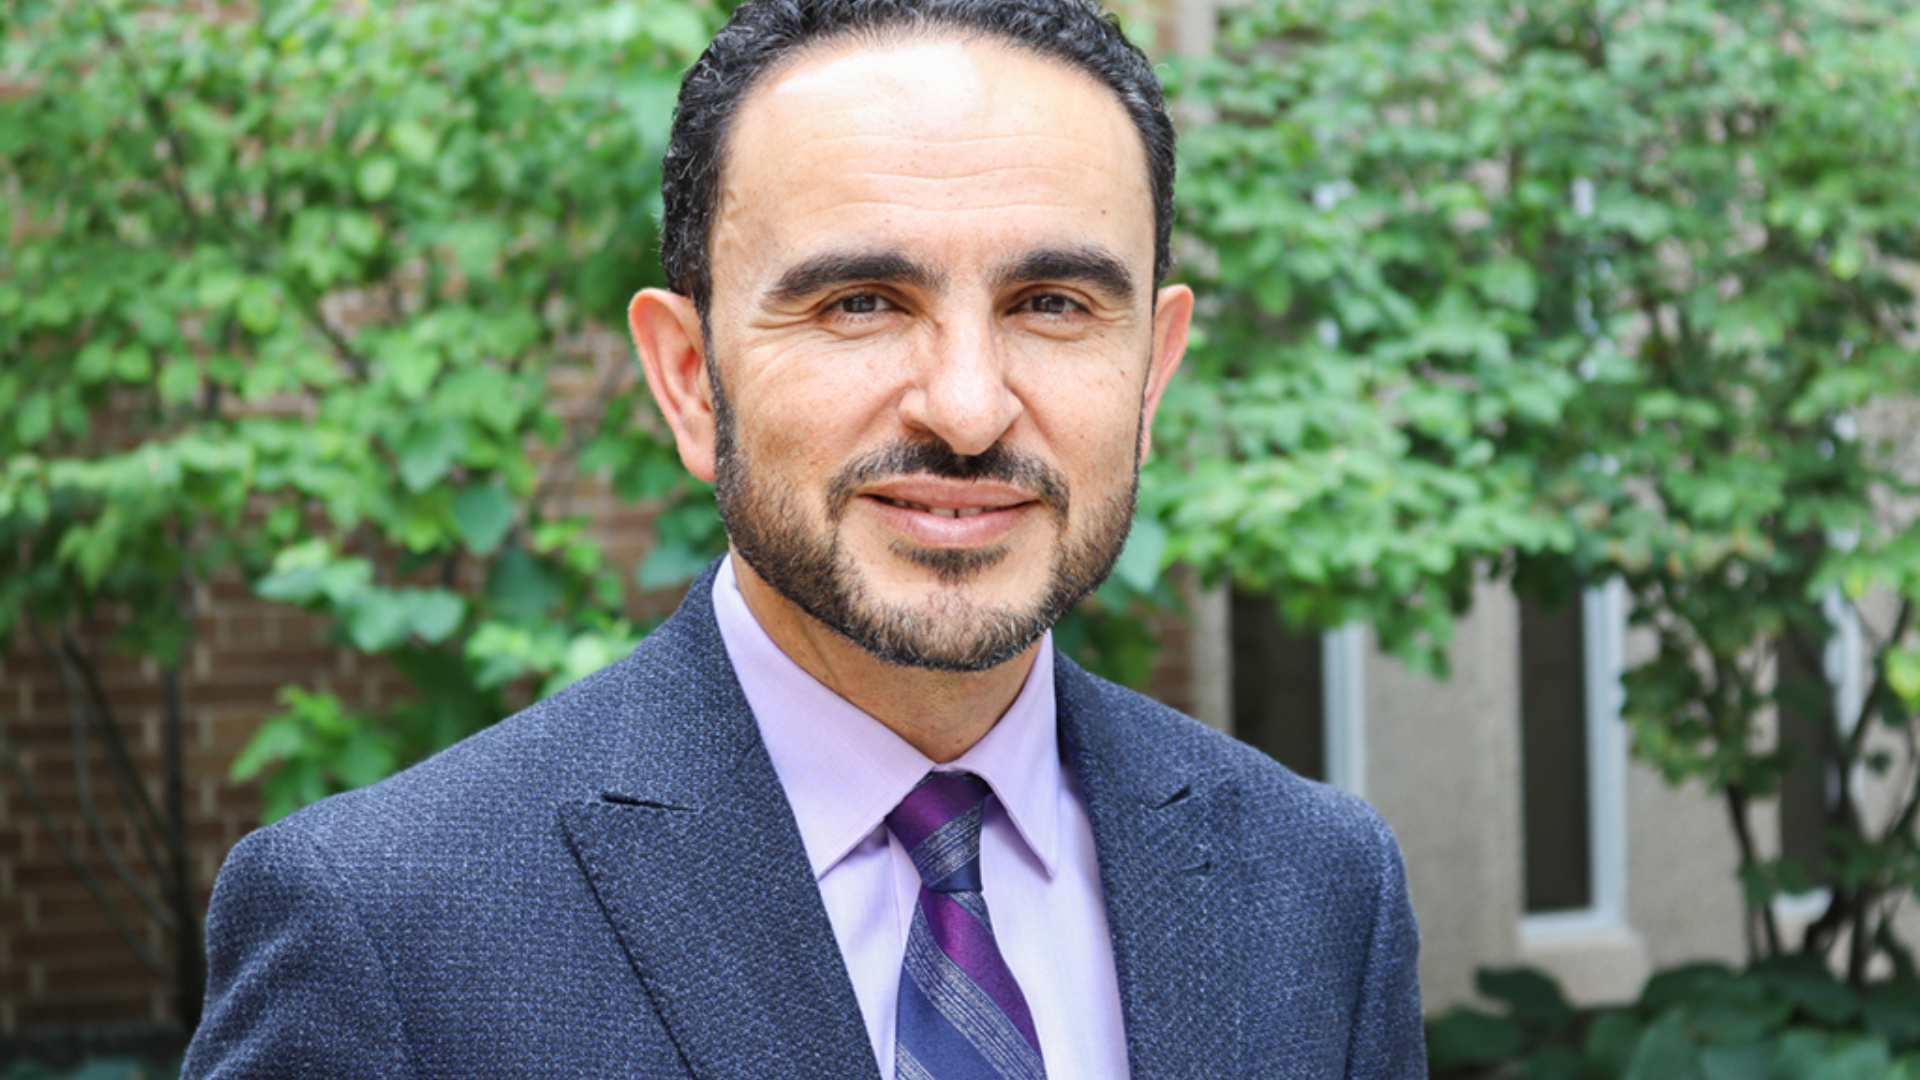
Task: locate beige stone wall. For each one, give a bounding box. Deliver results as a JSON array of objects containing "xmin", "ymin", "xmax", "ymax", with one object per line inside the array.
[
  {"xmin": 1346, "ymin": 586, "xmax": 1753, "ymax": 1011},
  {"xmin": 1363, "ymin": 582, "xmax": 1526, "ymax": 1008}
]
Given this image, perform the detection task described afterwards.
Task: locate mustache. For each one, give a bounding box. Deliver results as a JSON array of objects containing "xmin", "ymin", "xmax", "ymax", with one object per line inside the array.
[{"xmin": 826, "ymin": 439, "xmax": 1069, "ymax": 520}]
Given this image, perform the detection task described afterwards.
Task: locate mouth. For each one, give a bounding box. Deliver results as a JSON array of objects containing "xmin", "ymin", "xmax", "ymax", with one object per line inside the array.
[
  {"xmin": 874, "ymin": 496, "xmax": 998, "ymax": 519},
  {"xmin": 857, "ymin": 482, "xmax": 1042, "ymax": 550}
]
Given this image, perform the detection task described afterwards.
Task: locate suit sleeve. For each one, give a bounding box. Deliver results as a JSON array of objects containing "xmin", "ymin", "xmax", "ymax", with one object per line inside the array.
[
  {"xmin": 1344, "ymin": 811, "xmax": 1426, "ymax": 1079},
  {"xmin": 183, "ymin": 822, "xmax": 414, "ymax": 1080}
]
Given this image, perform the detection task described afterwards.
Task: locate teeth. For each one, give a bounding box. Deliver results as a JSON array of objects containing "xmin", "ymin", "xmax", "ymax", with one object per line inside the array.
[{"xmin": 882, "ymin": 497, "xmax": 989, "ymax": 519}]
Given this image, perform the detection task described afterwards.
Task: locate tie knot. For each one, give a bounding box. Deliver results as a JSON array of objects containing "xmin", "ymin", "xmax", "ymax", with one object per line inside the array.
[{"xmin": 885, "ymin": 771, "xmax": 990, "ymax": 893}]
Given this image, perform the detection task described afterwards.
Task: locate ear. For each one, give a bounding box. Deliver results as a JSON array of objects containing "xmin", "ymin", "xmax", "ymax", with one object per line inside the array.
[
  {"xmin": 1137, "ymin": 283, "xmax": 1193, "ymax": 460},
  {"xmin": 630, "ymin": 288, "xmax": 717, "ymax": 483}
]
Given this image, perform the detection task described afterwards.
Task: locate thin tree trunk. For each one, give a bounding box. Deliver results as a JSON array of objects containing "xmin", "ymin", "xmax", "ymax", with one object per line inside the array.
[
  {"xmin": 1725, "ymin": 785, "xmax": 1782, "ymax": 958},
  {"xmin": 1848, "ymin": 888, "xmax": 1878, "ymax": 987},
  {"xmin": 164, "ymin": 659, "xmax": 203, "ymax": 1029},
  {"xmin": 0, "ymin": 723, "xmax": 169, "ymax": 977}
]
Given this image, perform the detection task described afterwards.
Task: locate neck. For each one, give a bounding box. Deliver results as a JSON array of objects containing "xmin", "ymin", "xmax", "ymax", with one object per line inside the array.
[{"xmin": 729, "ymin": 553, "xmax": 1038, "ymax": 763}]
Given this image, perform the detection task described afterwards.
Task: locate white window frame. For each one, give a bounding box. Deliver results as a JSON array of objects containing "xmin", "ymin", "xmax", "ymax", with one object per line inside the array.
[
  {"xmin": 1322, "ymin": 624, "xmax": 1368, "ymax": 797},
  {"xmin": 1523, "ymin": 580, "xmax": 1630, "ymax": 938}
]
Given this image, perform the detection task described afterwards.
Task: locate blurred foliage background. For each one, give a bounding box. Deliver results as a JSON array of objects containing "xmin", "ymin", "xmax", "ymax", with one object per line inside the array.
[{"xmin": 6, "ymin": 0, "xmax": 1920, "ymax": 1073}]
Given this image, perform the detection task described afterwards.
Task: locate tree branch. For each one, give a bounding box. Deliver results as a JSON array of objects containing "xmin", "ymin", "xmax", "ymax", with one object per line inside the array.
[
  {"xmin": 85, "ymin": 0, "xmax": 213, "ymax": 246},
  {"xmin": 1852, "ymin": 598, "xmax": 1917, "ymax": 756},
  {"xmin": 0, "ymin": 720, "xmax": 170, "ymax": 979},
  {"xmin": 289, "ymin": 290, "xmax": 372, "ymax": 382},
  {"xmin": 162, "ymin": 647, "xmax": 205, "ymax": 1029},
  {"xmin": 1725, "ymin": 782, "xmax": 1782, "ymax": 958},
  {"xmin": 26, "ymin": 618, "xmax": 177, "ymax": 932},
  {"xmin": 58, "ymin": 627, "xmax": 171, "ymax": 876}
]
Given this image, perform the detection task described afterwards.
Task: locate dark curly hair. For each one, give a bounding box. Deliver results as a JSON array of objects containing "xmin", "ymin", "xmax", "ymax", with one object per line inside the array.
[{"xmin": 658, "ymin": 0, "xmax": 1177, "ymax": 312}]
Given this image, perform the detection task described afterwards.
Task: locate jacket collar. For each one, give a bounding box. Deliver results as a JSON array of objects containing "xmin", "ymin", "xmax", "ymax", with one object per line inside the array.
[
  {"xmin": 1058, "ymin": 658, "xmax": 1247, "ymax": 1079},
  {"xmin": 560, "ymin": 561, "xmax": 882, "ymax": 1080}
]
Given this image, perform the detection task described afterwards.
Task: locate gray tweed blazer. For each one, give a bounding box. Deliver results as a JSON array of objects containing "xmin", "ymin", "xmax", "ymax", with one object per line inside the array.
[{"xmin": 184, "ymin": 562, "xmax": 1423, "ymax": 1078}]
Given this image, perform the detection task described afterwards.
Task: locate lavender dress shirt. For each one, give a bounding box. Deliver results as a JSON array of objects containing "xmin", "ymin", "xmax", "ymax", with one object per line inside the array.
[{"xmin": 711, "ymin": 556, "xmax": 1131, "ymax": 1079}]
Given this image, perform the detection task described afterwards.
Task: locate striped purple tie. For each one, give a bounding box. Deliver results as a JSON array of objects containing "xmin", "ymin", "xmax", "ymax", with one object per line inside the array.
[{"xmin": 886, "ymin": 772, "xmax": 1047, "ymax": 1080}]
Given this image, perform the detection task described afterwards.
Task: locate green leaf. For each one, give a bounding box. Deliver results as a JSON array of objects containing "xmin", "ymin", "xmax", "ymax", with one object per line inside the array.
[
  {"xmin": 228, "ymin": 715, "xmax": 306, "ymax": 783},
  {"xmin": 452, "ymin": 482, "xmax": 514, "ymax": 556},
  {"xmin": 1702, "ymin": 1042, "xmax": 1772, "ymax": 1080},
  {"xmin": 394, "ymin": 420, "xmax": 466, "ymax": 493},
  {"xmin": 1865, "ymin": 983, "xmax": 1920, "ymax": 1049},
  {"xmin": 318, "ymin": 559, "xmax": 374, "ymax": 606},
  {"xmin": 1758, "ymin": 955, "xmax": 1860, "ymax": 1026},
  {"xmin": 337, "ymin": 211, "xmax": 381, "ymax": 256},
  {"xmin": 384, "ymin": 347, "xmax": 442, "ymax": 401},
  {"xmin": 114, "ymin": 344, "xmax": 153, "ymax": 383},
  {"xmin": 58, "ymin": 1055, "xmax": 153, "ymax": 1080},
  {"xmin": 1112, "ymin": 516, "xmax": 1169, "ymax": 593},
  {"xmin": 256, "ymin": 565, "xmax": 325, "ymax": 604},
  {"xmin": 334, "ymin": 731, "xmax": 397, "ymax": 788},
  {"xmin": 1586, "ymin": 1011, "xmax": 1645, "ymax": 1078},
  {"xmin": 347, "ymin": 590, "xmax": 412, "ymax": 651},
  {"xmin": 407, "ymin": 588, "xmax": 466, "ymax": 644},
  {"xmin": 1773, "ymin": 1032, "xmax": 1893, "ymax": 1080},
  {"xmin": 387, "ymin": 119, "xmax": 439, "ymax": 165},
  {"xmin": 1625, "ymin": 1013, "xmax": 1702, "ymax": 1080},
  {"xmin": 356, "ymin": 155, "xmax": 399, "ymax": 201},
  {"xmin": 17, "ymin": 393, "xmax": 52, "ymax": 445},
  {"xmin": 1523, "ymin": 1044, "xmax": 1586, "ymax": 1080},
  {"xmin": 1426, "ymin": 1008, "xmax": 1524, "ymax": 1072},
  {"xmin": 197, "ymin": 270, "xmax": 244, "ymax": 310},
  {"xmin": 1888, "ymin": 647, "xmax": 1920, "ymax": 711},
  {"xmin": 1640, "ymin": 963, "xmax": 1738, "ymax": 1013},
  {"xmin": 644, "ymin": 1, "xmax": 711, "ymax": 57},
  {"xmin": 157, "ymin": 359, "xmax": 201, "ymax": 404},
  {"xmin": 1476, "ymin": 258, "xmax": 1538, "ymax": 311},
  {"xmin": 1477, "ymin": 967, "xmax": 1575, "ymax": 1036},
  {"xmin": 485, "ymin": 546, "xmax": 564, "ymax": 620},
  {"xmin": 236, "ymin": 279, "xmax": 280, "ymax": 335}
]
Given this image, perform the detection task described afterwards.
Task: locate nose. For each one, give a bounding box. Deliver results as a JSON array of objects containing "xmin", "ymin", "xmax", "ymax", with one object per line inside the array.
[{"xmin": 897, "ymin": 316, "xmax": 1023, "ymax": 457}]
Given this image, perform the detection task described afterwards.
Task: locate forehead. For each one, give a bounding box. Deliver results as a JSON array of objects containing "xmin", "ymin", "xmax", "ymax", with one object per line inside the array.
[{"xmin": 710, "ymin": 34, "xmax": 1153, "ymax": 292}]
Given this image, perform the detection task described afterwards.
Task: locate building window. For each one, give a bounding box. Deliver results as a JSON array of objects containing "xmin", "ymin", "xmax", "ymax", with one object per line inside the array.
[
  {"xmin": 1520, "ymin": 593, "xmax": 1593, "ymax": 913},
  {"xmin": 1521, "ymin": 582, "xmax": 1629, "ymax": 934},
  {"xmin": 1229, "ymin": 591, "xmax": 1368, "ymax": 795}
]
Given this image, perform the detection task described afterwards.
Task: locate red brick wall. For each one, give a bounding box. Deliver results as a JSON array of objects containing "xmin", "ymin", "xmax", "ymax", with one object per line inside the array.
[{"xmin": 1, "ymin": 587, "xmax": 371, "ymax": 1031}]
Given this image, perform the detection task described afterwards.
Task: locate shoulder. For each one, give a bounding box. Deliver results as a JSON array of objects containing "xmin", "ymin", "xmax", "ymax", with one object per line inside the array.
[
  {"xmin": 232, "ymin": 583, "xmax": 747, "ymax": 884},
  {"xmin": 1055, "ymin": 656, "xmax": 1403, "ymax": 879}
]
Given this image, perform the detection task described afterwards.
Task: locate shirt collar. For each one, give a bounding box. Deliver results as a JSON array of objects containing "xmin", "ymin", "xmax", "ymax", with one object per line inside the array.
[{"xmin": 711, "ymin": 555, "xmax": 1062, "ymax": 881}]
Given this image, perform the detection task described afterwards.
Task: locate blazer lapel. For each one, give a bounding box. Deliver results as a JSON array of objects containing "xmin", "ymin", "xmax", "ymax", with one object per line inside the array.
[
  {"xmin": 557, "ymin": 568, "xmax": 880, "ymax": 1080},
  {"xmin": 1058, "ymin": 660, "xmax": 1246, "ymax": 1080}
]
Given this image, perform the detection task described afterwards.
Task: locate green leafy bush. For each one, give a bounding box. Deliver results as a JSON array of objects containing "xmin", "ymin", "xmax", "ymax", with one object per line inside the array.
[
  {"xmin": 1431, "ymin": 962, "xmax": 1920, "ymax": 1079},
  {"xmin": 1, "ymin": 1059, "xmax": 177, "ymax": 1080},
  {"xmin": 0, "ymin": 0, "xmax": 721, "ymax": 1024},
  {"xmin": 1166, "ymin": 0, "xmax": 1920, "ymax": 978}
]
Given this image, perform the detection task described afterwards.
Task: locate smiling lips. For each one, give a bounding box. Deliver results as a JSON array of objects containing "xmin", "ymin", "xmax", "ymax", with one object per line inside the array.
[
  {"xmin": 862, "ymin": 480, "xmax": 1041, "ymax": 544},
  {"xmin": 877, "ymin": 497, "xmax": 993, "ymax": 520}
]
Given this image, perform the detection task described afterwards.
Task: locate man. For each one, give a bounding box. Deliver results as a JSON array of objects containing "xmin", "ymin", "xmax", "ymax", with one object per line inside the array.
[{"xmin": 185, "ymin": 0, "xmax": 1423, "ymax": 1075}]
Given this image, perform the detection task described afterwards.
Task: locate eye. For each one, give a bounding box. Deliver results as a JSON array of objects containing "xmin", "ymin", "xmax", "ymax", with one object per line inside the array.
[
  {"xmin": 1017, "ymin": 292, "xmax": 1083, "ymax": 316},
  {"xmin": 832, "ymin": 293, "xmax": 892, "ymax": 316}
]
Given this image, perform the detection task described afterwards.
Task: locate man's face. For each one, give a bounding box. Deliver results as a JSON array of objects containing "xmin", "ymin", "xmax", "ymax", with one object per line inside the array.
[{"xmin": 684, "ymin": 35, "xmax": 1188, "ymax": 670}]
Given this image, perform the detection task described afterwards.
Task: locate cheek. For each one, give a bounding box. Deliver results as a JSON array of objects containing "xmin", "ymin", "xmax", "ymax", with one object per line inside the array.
[
  {"xmin": 723, "ymin": 353, "xmax": 901, "ymax": 479},
  {"xmin": 1012, "ymin": 357, "xmax": 1148, "ymax": 476}
]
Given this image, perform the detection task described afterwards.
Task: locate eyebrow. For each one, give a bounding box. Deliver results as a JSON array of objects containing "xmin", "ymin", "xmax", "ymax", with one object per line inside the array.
[
  {"xmin": 764, "ymin": 250, "xmax": 940, "ymax": 305},
  {"xmin": 994, "ymin": 246, "xmax": 1136, "ymax": 304}
]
